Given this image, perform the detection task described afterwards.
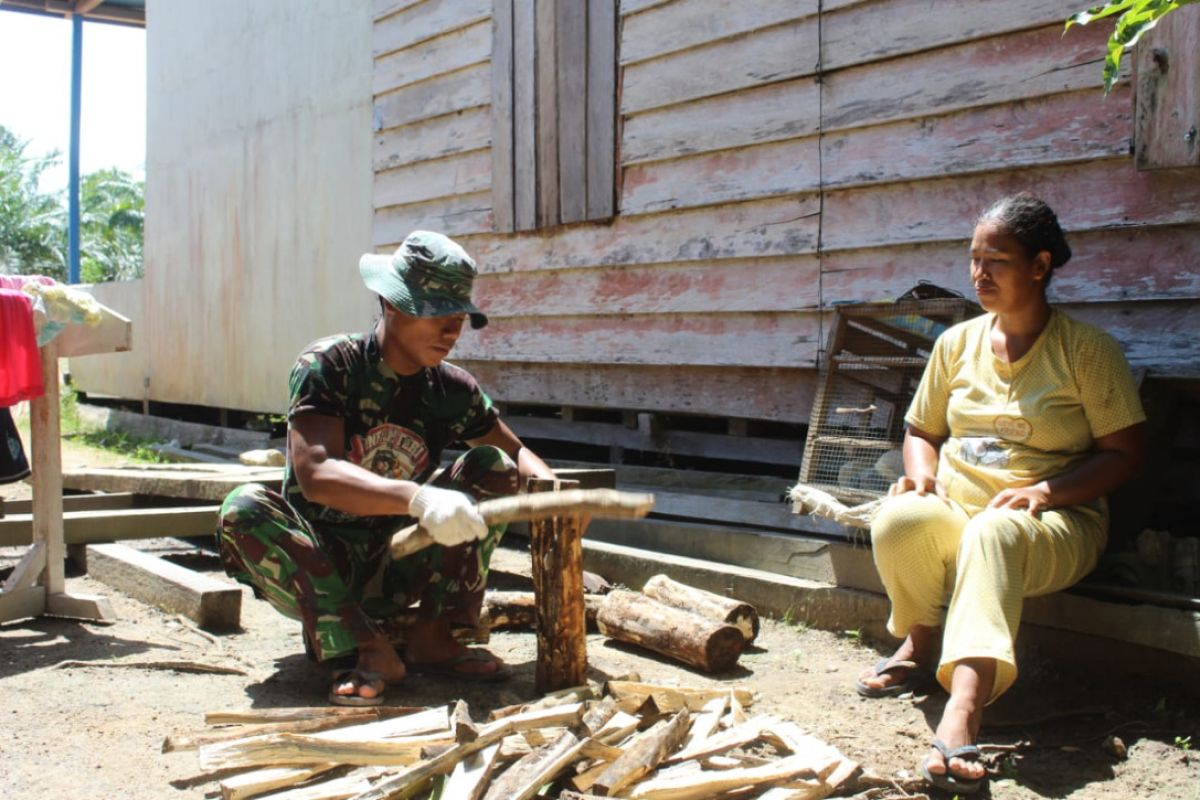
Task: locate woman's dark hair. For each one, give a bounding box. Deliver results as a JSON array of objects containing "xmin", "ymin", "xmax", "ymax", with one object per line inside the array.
[{"xmin": 978, "ymin": 194, "xmax": 1072, "ymax": 284}]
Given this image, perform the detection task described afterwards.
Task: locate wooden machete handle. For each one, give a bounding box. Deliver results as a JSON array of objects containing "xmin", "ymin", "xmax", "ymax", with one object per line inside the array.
[{"xmin": 389, "ymin": 488, "xmax": 655, "ymax": 560}]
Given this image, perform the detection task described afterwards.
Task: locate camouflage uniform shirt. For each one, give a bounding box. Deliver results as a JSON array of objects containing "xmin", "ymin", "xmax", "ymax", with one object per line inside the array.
[{"xmin": 284, "ymin": 331, "xmax": 498, "ymax": 538}]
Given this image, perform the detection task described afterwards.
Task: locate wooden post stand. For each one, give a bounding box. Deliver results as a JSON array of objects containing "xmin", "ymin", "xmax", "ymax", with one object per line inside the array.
[
  {"xmin": 528, "ymin": 476, "xmax": 586, "ymax": 693},
  {"xmin": 0, "ymin": 303, "xmax": 131, "ymax": 624}
]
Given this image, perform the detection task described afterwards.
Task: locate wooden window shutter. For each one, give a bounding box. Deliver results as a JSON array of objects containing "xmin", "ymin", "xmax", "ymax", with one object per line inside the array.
[
  {"xmin": 492, "ymin": 0, "xmax": 617, "ymax": 232},
  {"xmin": 1134, "ymin": 4, "xmax": 1200, "ymax": 170}
]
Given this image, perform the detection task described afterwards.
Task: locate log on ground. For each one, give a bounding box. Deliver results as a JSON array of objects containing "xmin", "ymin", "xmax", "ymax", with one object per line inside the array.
[
  {"xmin": 642, "ymin": 574, "xmax": 759, "ymax": 643},
  {"xmin": 596, "ymin": 590, "xmax": 746, "ymax": 673}
]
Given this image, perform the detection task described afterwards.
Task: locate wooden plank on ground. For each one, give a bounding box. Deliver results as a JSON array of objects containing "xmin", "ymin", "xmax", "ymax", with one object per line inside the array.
[
  {"xmin": 1, "ymin": 492, "xmax": 137, "ymax": 515},
  {"xmin": 0, "ymin": 506, "xmax": 221, "ymax": 547},
  {"xmin": 219, "ymin": 765, "xmax": 338, "ymax": 800},
  {"xmin": 481, "ymin": 730, "xmax": 587, "ymax": 800},
  {"xmin": 60, "ymin": 465, "xmax": 281, "ymax": 502},
  {"xmin": 87, "ymin": 543, "xmax": 240, "ymax": 631},
  {"xmin": 443, "ymin": 741, "xmax": 501, "ymax": 800},
  {"xmin": 593, "ymin": 709, "xmax": 691, "ymax": 796}
]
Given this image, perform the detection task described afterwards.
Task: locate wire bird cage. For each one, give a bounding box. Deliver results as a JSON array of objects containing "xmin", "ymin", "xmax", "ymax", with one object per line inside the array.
[{"xmin": 798, "ymin": 298, "xmax": 983, "ymax": 504}]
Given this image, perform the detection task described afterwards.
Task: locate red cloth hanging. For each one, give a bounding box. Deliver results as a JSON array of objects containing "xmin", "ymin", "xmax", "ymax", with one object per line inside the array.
[{"xmin": 0, "ymin": 288, "xmax": 44, "ymax": 405}]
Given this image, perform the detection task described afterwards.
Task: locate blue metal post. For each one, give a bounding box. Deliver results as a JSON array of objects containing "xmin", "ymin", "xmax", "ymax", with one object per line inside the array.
[{"xmin": 68, "ymin": 13, "xmax": 83, "ymax": 284}]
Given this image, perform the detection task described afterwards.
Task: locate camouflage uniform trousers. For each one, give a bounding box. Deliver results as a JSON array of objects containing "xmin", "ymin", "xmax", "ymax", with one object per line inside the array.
[{"xmin": 216, "ymin": 445, "xmax": 519, "ymax": 661}]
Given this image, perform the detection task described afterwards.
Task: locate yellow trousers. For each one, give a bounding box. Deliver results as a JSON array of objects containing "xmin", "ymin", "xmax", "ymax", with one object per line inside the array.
[{"xmin": 870, "ymin": 492, "xmax": 1107, "ymax": 702}]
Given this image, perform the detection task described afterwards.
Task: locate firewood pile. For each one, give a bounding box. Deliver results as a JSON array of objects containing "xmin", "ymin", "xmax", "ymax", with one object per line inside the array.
[{"xmin": 166, "ymin": 681, "xmax": 858, "ymax": 800}]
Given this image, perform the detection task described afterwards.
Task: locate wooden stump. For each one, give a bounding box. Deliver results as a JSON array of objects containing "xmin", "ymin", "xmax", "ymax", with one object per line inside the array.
[
  {"xmin": 596, "ymin": 590, "xmax": 745, "ymax": 673},
  {"xmin": 642, "ymin": 574, "xmax": 759, "ymax": 643},
  {"xmin": 528, "ymin": 477, "xmax": 587, "ymax": 693}
]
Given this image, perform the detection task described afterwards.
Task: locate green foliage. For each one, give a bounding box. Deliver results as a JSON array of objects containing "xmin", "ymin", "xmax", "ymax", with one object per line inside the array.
[
  {"xmin": 0, "ymin": 123, "xmax": 144, "ymax": 283},
  {"xmin": 1065, "ymin": 0, "xmax": 1200, "ymax": 93},
  {"xmin": 1176, "ymin": 735, "xmax": 1193, "ymax": 751},
  {"xmin": 0, "ymin": 125, "xmax": 65, "ymax": 279},
  {"xmin": 80, "ymin": 168, "xmax": 144, "ymax": 283}
]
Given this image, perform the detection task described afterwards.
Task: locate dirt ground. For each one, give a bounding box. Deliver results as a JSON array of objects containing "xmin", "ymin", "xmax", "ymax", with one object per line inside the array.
[{"xmin": 2, "ymin": 440, "xmax": 1199, "ymax": 799}]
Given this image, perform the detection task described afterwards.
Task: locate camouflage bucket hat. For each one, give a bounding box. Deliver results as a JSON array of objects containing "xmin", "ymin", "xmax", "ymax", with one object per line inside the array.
[{"xmin": 359, "ymin": 230, "xmax": 488, "ymax": 329}]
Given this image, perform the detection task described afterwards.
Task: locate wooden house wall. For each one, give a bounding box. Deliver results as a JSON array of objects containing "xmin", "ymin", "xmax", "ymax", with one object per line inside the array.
[{"xmin": 371, "ymin": 0, "xmax": 1200, "ymax": 426}]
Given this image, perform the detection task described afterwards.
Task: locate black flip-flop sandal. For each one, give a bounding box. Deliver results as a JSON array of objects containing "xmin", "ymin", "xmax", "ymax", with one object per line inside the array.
[
  {"xmin": 919, "ymin": 738, "xmax": 985, "ymax": 795},
  {"xmin": 328, "ymin": 669, "xmax": 385, "ymax": 706},
  {"xmin": 854, "ymin": 657, "xmax": 930, "ymax": 698}
]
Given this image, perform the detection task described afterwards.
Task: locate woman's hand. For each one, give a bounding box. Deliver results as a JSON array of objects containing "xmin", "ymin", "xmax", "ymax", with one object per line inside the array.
[
  {"xmin": 988, "ymin": 482, "xmax": 1051, "ymax": 514},
  {"xmin": 889, "ymin": 473, "xmax": 946, "ymax": 499}
]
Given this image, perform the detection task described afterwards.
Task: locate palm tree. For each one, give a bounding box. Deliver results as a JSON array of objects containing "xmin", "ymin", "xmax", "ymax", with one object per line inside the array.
[
  {"xmin": 0, "ymin": 125, "xmax": 66, "ymax": 279},
  {"xmin": 79, "ymin": 167, "xmax": 144, "ymax": 282}
]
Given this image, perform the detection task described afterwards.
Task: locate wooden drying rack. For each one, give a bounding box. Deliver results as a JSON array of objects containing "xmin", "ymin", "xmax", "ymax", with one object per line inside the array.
[{"xmin": 0, "ymin": 302, "xmax": 132, "ymax": 623}]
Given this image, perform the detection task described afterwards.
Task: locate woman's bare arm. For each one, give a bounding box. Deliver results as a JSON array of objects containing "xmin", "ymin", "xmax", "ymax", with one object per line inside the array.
[
  {"xmin": 890, "ymin": 426, "xmax": 948, "ymax": 498},
  {"xmin": 988, "ymin": 422, "xmax": 1146, "ymax": 514}
]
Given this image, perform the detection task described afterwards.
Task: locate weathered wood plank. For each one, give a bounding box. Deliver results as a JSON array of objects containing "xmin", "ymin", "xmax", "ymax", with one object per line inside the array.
[
  {"xmin": 822, "ymin": 0, "xmax": 1081, "ymax": 71},
  {"xmin": 374, "ymin": 0, "xmax": 424, "ymax": 23},
  {"xmin": 820, "ymin": 224, "xmax": 1200, "ymax": 306},
  {"xmin": 620, "ymin": 0, "xmax": 674, "ymax": 16},
  {"xmin": 821, "ymin": 159, "xmax": 1200, "ymax": 252},
  {"xmin": 374, "ymin": 106, "xmax": 492, "ymax": 172},
  {"xmin": 535, "ymin": 0, "xmax": 560, "ymax": 227},
  {"xmin": 456, "ymin": 361, "xmax": 818, "ymax": 423},
  {"xmin": 623, "ymin": 77, "xmax": 818, "ymax": 165},
  {"xmin": 373, "ymin": 191, "xmax": 493, "ymax": 247},
  {"xmin": 586, "ymin": 0, "xmax": 617, "ymax": 220},
  {"xmin": 0, "ymin": 506, "xmax": 221, "ymax": 547},
  {"xmin": 491, "ymin": 0, "xmax": 515, "ymax": 232},
  {"xmin": 374, "ymin": 63, "xmax": 491, "ymax": 132},
  {"xmin": 476, "ymin": 256, "xmax": 820, "ymax": 316},
  {"xmin": 373, "ymin": 19, "xmax": 491, "ymax": 96},
  {"xmin": 822, "ymin": 85, "xmax": 1133, "ymax": 189},
  {"xmin": 220, "ymin": 765, "xmax": 339, "ymax": 800},
  {"xmin": 464, "ymin": 194, "xmax": 821, "ymax": 270},
  {"xmin": 373, "ymin": 0, "xmax": 490, "ymax": 58},
  {"xmin": 375, "ymin": 149, "xmax": 492, "ymax": 209},
  {"xmin": 88, "ymin": 543, "xmax": 240, "ymax": 631},
  {"xmin": 1065, "ymin": 301, "xmax": 1200, "ymax": 374},
  {"xmin": 622, "ymin": 0, "xmax": 816, "ymax": 65},
  {"xmin": 822, "ymin": 21, "xmax": 1121, "ymax": 134},
  {"xmin": 622, "ymin": 137, "xmax": 819, "ymax": 214},
  {"xmin": 455, "ymin": 312, "xmax": 819, "ymax": 367},
  {"xmin": 622, "ymin": 16, "xmax": 819, "ymax": 114},
  {"xmin": 1134, "ymin": 3, "xmax": 1200, "ymax": 169},
  {"xmin": 513, "ymin": 0, "xmax": 537, "ymax": 230},
  {"xmin": 557, "ymin": 0, "xmax": 588, "ymax": 224}
]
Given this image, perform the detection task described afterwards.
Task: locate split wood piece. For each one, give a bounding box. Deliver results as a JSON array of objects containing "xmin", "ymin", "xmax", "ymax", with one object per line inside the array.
[
  {"xmin": 198, "ymin": 707, "xmax": 451, "ymax": 770},
  {"xmin": 570, "ymin": 760, "xmax": 612, "ymax": 794},
  {"xmin": 88, "ymin": 542, "xmax": 241, "ymax": 631},
  {"xmin": 756, "ymin": 755, "xmax": 861, "ymax": 800},
  {"xmin": 488, "ymin": 683, "xmax": 597, "ymax": 721},
  {"xmin": 442, "ymin": 742, "xmax": 501, "ymax": 800},
  {"xmin": 220, "ymin": 765, "xmax": 339, "ymax": 800},
  {"xmin": 527, "ymin": 476, "xmax": 587, "ymax": 693},
  {"xmin": 452, "ymin": 699, "xmax": 478, "ymax": 743},
  {"xmin": 726, "ymin": 688, "xmax": 748, "ymax": 727},
  {"xmin": 597, "ymin": 590, "xmax": 746, "ymax": 673},
  {"xmin": 669, "ymin": 715, "xmax": 780, "ymax": 764},
  {"xmin": 199, "ymin": 731, "xmax": 454, "ymax": 771},
  {"xmin": 498, "ymin": 734, "xmax": 533, "ymax": 761},
  {"xmin": 581, "ymin": 696, "xmax": 619, "ymax": 735},
  {"xmin": 560, "ymin": 793, "xmax": 609, "ymax": 800},
  {"xmin": 254, "ymin": 772, "xmax": 373, "ymax": 800},
  {"xmin": 681, "ymin": 695, "xmax": 727, "ymax": 755},
  {"xmin": 205, "ymin": 706, "xmax": 427, "ymax": 726},
  {"xmin": 626, "ymin": 751, "xmax": 843, "ymax": 800},
  {"xmin": 642, "ymin": 574, "xmax": 760, "ymax": 643},
  {"xmin": 388, "ymin": 487, "xmax": 655, "ymax": 559},
  {"xmin": 592, "ymin": 710, "xmax": 642, "ymax": 746},
  {"xmin": 165, "ymin": 712, "xmax": 382, "ymax": 752},
  {"xmin": 605, "ymin": 681, "xmax": 754, "ymax": 714},
  {"xmin": 596, "ymin": 592, "xmax": 745, "ymax": 675},
  {"xmin": 482, "ymin": 590, "xmax": 603, "ymax": 631},
  {"xmin": 480, "ymin": 730, "xmax": 588, "ymax": 800},
  {"xmin": 591, "ymin": 708, "xmax": 691, "ymax": 797},
  {"xmin": 54, "ymin": 659, "xmax": 245, "ymax": 675},
  {"xmin": 345, "ymin": 703, "xmax": 586, "ymax": 800}
]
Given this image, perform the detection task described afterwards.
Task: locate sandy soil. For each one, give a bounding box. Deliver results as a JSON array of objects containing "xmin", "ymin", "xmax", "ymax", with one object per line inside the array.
[{"xmin": 1, "ymin": 434, "xmax": 1198, "ymax": 799}]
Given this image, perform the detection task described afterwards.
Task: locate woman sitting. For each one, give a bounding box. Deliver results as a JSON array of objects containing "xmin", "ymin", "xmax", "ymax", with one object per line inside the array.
[{"xmin": 854, "ymin": 194, "xmax": 1146, "ymax": 794}]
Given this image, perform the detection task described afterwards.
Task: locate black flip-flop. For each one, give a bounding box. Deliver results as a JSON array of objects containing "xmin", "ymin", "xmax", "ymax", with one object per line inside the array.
[
  {"xmin": 406, "ymin": 649, "xmax": 512, "ymax": 683},
  {"xmin": 919, "ymin": 738, "xmax": 985, "ymax": 795},
  {"xmin": 854, "ymin": 657, "xmax": 930, "ymax": 698},
  {"xmin": 328, "ymin": 669, "xmax": 385, "ymax": 706}
]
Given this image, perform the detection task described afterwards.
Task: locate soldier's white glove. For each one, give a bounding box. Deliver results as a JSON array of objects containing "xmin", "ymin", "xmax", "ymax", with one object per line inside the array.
[{"xmin": 409, "ymin": 485, "xmax": 486, "ymax": 547}]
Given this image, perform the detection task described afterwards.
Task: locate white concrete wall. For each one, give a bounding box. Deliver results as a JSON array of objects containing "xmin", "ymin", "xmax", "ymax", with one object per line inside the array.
[{"xmin": 71, "ymin": 0, "xmax": 377, "ymax": 412}]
